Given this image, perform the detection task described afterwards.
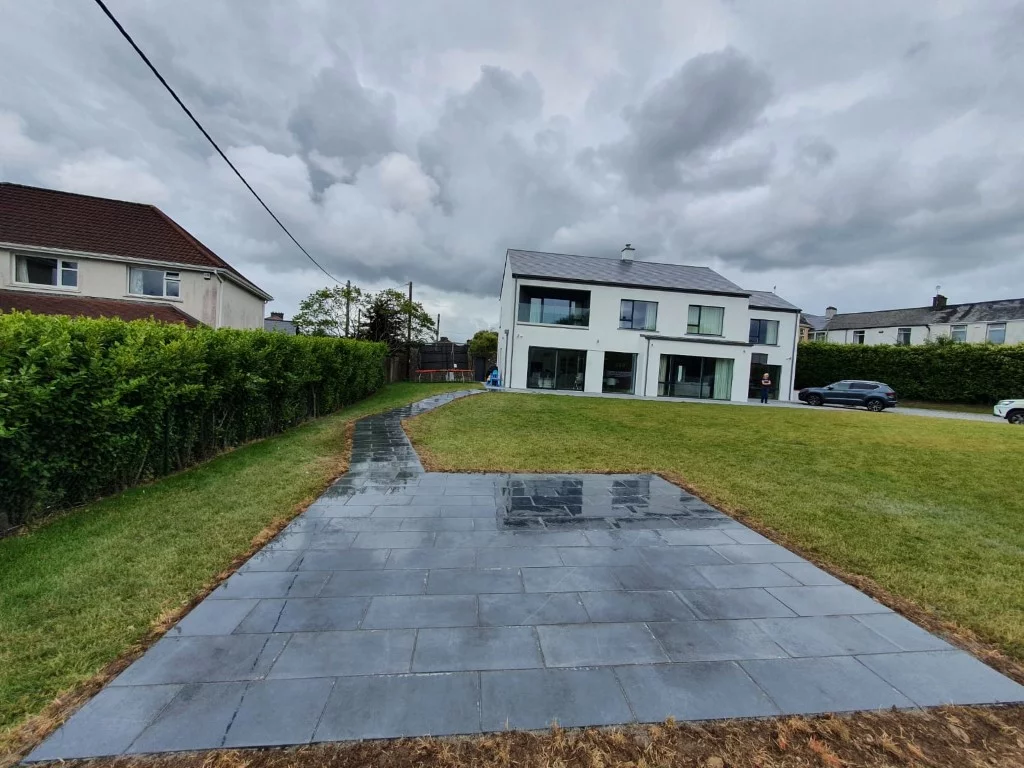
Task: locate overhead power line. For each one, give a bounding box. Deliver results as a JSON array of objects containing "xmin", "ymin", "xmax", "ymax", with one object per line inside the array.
[{"xmin": 90, "ymin": 0, "xmax": 343, "ymax": 285}]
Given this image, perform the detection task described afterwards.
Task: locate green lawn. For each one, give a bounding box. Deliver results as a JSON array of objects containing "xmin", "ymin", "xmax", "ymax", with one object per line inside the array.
[
  {"xmin": 900, "ymin": 400, "xmax": 996, "ymax": 415},
  {"xmin": 0, "ymin": 383, "xmax": 475, "ymax": 739},
  {"xmin": 406, "ymin": 392, "xmax": 1024, "ymax": 660}
]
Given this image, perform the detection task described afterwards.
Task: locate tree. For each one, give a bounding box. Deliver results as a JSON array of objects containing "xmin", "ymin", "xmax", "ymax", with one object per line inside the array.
[
  {"xmin": 356, "ymin": 288, "xmax": 435, "ymax": 354},
  {"xmin": 292, "ymin": 284, "xmax": 363, "ymax": 336},
  {"xmin": 469, "ymin": 330, "xmax": 498, "ymax": 361}
]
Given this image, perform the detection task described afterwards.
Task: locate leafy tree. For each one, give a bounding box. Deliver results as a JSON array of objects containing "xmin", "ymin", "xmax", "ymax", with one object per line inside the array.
[
  {"xmin": 292, "ymin": 284, "xmax": 363, "ymax": 337},
  {"xmin": 357, "ymin": 288, "xmax": 436, "ymax": 354},
  {"xmin": 469, "ymin": 330, "xmax": 498, "ymax": 361}
]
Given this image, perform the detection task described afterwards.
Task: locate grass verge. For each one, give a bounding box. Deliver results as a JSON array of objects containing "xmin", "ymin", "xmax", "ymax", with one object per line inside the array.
[
  {"xmin": 406, "ymin": 392, "xmax": 1024, "ymax": 666},
  {"xmin": 30, "ymin": 706, "xmax": 1024, "ymax": 768},
  {"xmin": 0, "ymin": 383, "xmax": 476, "ymax": 756},
  {"xmin": 901, "ymin": 400, "xmax": 996, "ymax": 414}
]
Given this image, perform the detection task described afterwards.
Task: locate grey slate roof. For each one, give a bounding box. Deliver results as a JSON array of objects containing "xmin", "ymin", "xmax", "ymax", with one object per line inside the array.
[
  {"xmin": 825, "ymin": 298, "xmax": 1024, "ymax": 330},
  {"xmin": 264, "ymin": 318, "xmax": 297, "ymax": 335},
  {"xmin": 801, "ymin": 313, "xmax": 829, "ymax": 331},
  {"xmin": 747, "ymin": 290, "xmax": 801, "ymax": 312},
  {"xmin": 507, "ymin": 249, "xmax": 748, "ymax": 296}
]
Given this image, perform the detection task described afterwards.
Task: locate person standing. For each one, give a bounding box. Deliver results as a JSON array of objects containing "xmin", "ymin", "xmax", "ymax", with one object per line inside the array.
[{"xmin": 760, "ymin": 372, "xmax": 772, "ymax": 404}]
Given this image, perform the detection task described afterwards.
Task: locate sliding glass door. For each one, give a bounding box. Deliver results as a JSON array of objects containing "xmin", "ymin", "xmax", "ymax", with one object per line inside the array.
[
  {"xmin": 527, "ymin": 347, "xmax": 587, "ymax": 390},
  {"xmin": 657, "ymin": 355, "xmax": 734, "ymax": 400}
]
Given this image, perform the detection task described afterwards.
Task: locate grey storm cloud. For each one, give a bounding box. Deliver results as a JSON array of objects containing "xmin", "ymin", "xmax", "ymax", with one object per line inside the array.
[{"xmin": 2, "ymin": 0, "xmax": 1024, "ymax": 339}]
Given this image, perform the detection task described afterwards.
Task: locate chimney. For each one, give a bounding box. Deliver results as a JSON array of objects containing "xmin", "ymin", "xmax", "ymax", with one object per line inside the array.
[
  {"xmin": 270, "ymin": 311, "xmax": 284, "ymax": 320},
  {"xmin": 621, "ymin": 243, "xmax": 635, "ymax": 261},
  {"xmin": 825, "ymin": 306, "xmax": 837, "ymax": 319},
  {"xmin": 932, "ymin": 294, "xmax": 947, "ymax": 310}
]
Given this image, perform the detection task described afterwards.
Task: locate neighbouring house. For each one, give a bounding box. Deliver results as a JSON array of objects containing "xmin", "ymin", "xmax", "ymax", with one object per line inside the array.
[
  {"xmin": 0, "ymin": 182, "xmax": 271, "ymax": 328},
  {"xmin": 800, "ymin": 312, "xmax": 829, "ymax": 341},
  {"xmin": 808, "ymin": 294, "xmax": 1024, "ymax": 346},
  {"xmin": 496, "ymin": 246, "xmax": 802, "ymax": 402},
  {"xmin": 264, "ymin": 311, "xmax": 298, "ymax": 334}
]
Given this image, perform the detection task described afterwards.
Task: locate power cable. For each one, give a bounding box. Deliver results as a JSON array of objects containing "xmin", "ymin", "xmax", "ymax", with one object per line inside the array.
[{"xmin": 90, "ymin": 0, "xmax": 343, "ymax": 284}]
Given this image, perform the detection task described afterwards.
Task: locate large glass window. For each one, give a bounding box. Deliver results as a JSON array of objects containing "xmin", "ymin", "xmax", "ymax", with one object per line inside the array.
[
  {"xmin": 129, "ymin": 268, "xmax": 180, "ymax": 298},
  {"xmin": 987, "ymin": 323, "xmax": 1006, "ymax": 344},
  {"xmin": 602, "ymin": 352, "xmax": 636, "ymax": 394},
  {"xmin": 687, "ymin": 305, "xmax": 724, "ymax": 335},
  {"xmin": 748, "ymin": 319, "xmax": 779, "ymax": 345},
  {"xmin": 897, "ymin": 327, "xmax": 912, "ymax": 345},
  {"xmin": 852, "ymin": 330, "xmax": 866, "ymax": 344},
  {"xmin": 950, "ymin": 324, "xmax": 967, "ymax": 342},
  {"xmin": 658, "ymin": 355, "xmax": 734, "ymax": 400},
  {"xmin": 619, "ymin": 300, "xmax": 658, "ymax": 331},
  {"xmin": 527, "ymin": 347, "xmax": 587, "ymax": 390},
  {"xmin": 15, "ymin": 254, "xmax": 78, "ymax": 288},
  {"xmin": 518, "ymin": 285, "xmax": 590, "ymax": 326}
]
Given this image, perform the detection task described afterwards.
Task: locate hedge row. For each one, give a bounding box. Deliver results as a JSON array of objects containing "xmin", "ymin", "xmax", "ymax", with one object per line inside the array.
[
  {"xmin": 0, "ymin": 312, "xmax": 387, "ymax": 528},
  {"xmin": 795, "ymin": 341, "xmax": 1024, "ymax": 403}
]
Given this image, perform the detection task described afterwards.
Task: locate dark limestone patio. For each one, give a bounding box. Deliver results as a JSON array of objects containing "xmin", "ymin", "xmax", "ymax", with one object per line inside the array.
[{"xmin": 28, "ymin": 390, "xmax": 1024, "ymax": 760}]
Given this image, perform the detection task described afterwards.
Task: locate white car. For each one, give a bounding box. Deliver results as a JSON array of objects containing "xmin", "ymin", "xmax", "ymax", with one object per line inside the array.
[{"xmin": 994, "ymin": 399, "xmax": 1024, "ymax": 424}]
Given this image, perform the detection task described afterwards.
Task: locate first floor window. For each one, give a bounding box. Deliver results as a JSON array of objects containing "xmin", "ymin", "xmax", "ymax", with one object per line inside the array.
[
  {"xmin": 602, "ymin": 352, "xmax": 636, "ymax": 394},
  {"xmin": 987, "ymin": 323, "xmax": 1006, "ymax": 344},
  {"xmin": 15, "ymin": 254, "xmax": 78, "ymax": 288},
  {"xmin": 897, "ymin": 327, "xmax": 912, "ymax": 345},
  {"xmin": 129, "ymin": 267, "xmax": 180, "ymax": 298},
  {"xmin": 619, "ymin": 299, "xmax": 658, "ymax": 330},
  {"xmin": 749, "ymin": 318, "xmax": 779, "ymax": 345},
  {"xmin": 687, "ymin": 305, "xmax": 724, "ymax": 335},
  {"xmin": 852, "ymin": 330, "xmax": 866, "ymax": 344},
  {"xmin": 950, "ymin": 324, "xmax": 967, "ymax": 342},
  {"xmin": 527, "ymin": 347, "xmax": 587, "ymax": 390}
]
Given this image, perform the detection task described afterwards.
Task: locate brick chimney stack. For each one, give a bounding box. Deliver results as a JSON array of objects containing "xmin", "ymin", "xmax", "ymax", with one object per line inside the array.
[
  {"xmin": 270, "ymin": 311, "xmax": 284, "ymax": 320},
  {"xmin": 932, "ymin": 294, "xmax": 947, "ymax": 309}
]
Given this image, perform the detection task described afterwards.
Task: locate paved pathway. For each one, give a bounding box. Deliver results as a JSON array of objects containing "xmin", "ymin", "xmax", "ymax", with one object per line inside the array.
[{"xmin": 29, "ymin": 390, "xmax": 1024, "ymax": 760}]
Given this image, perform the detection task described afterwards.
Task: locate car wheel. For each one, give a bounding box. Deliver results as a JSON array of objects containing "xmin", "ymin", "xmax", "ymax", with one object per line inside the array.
[
  {"xmin": 806, "ymin": 394, "xmax": 823, "ymax": 406},
  {"xmin": 866, "ymin": 399, "xmax": 885, "ymax": 412},
  {"xmin": 1008, "ymin": 410, "xmax": 1024, "ymax": 425}
]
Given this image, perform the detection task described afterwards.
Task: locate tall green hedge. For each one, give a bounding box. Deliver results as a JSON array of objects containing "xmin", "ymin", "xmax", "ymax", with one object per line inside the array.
[
  {"xmin": 0, "ymin": 312, "xmax": 387, "ymax": 528},
  {"xmin": 796, "ymin": 341, "xmax": 1024, "ymax": 403}
]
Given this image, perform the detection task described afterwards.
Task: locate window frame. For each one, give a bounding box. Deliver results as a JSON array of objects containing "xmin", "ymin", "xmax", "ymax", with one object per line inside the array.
[
  {"xmin": 748, "ymin": 318, "xmax": 780, "ymax": 345},
  {"xmin": 810, "ymin": 331, "xmax": 827, "ymax": 341},
  {"xmin": 517, "ymin": 285, "xmax": 591, "ymax": 327},
  {"xmin": 686, "ymin": 304, "xmax": 725, "ymax": 336},
  {"xmin": 13, "ymin": 253, "xmax": 79, "ymax": 290},
  {"xmin": 896, "ymin": 327, "xmax": 912, "ymax": 346},
  {"xmin": 949, "ymin": 324, "xmax": 967, "ymax": 342},
  {"xmin": 618, "ymin": 299, "xmax": 658, "ymax": 331},
  {"xmin": 128, "ymin": 267, "xmax": 182, "ymax": 299},
  {"xmin": 986, "ymin": 322, "xmax": 1006, "ymax": 344},
  {"xmin": 852, "ymin": 330, "xmax": 866, "ymax": 344}
]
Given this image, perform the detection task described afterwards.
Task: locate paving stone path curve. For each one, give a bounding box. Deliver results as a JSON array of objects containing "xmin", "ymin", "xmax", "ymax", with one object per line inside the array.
[{"xmin": 28, "ymin": 389, "xmax": 1024, "ymax": 760}]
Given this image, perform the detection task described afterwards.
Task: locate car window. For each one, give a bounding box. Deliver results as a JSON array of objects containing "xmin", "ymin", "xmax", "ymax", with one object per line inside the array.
[
  {"xmin": 850, "ymin": 383, "xmax": 876, "ymax": 390},
  {"xmin": 830, "ymin": 382, "xmax": 851, "ymax": 390}
]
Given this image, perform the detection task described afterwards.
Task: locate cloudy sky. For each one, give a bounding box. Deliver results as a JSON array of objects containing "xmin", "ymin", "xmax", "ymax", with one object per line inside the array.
[{"xmin": 3, "ymin": 0, "xmax": 1023, "ymax": 340}]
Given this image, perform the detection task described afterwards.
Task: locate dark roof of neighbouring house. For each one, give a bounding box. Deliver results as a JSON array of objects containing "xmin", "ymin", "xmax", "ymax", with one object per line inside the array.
[
  {"xmin": 0, "ymin": 182, "xmax": 271, "ymax": 300},
  {"xmin": 801, "ymin": 313, "xmax": 829, "ymax": 330},
  {"xmin": 746, "ymin": 290, "xmax": 801, "ymax": 313},
  {"xmin": 824, "ymin": 298, "xmax": 1024, "ymax": 330},
  {"xmin": 0, "ymin": 289, "xmax": 200, "ymax": 325},
  {"xmin": 264, "ymin": 317, "xmax": 297, "ymax": 334},
  {"xmin": 506, "ymin": 249, "xmax": 749, "ymax": 296}
]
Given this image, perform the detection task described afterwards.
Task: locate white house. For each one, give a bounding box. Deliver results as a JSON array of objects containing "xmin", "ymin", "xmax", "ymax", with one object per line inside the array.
[
  {"xmin": 0, "ymin": 183, "xmax": 271, "ymax": 328},
  {"xmin": 811, "ymin": 294, "xmax": 1024, "ymax": 346},
  {"xmin": 496, "ymin": 247, "xmax": 801, "ymax": 402}
]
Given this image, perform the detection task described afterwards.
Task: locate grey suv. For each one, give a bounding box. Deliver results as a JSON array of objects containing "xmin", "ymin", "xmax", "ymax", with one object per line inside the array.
[{"xmin": 798, "ymin": 380, "xmax": 898, "ymax": 411}]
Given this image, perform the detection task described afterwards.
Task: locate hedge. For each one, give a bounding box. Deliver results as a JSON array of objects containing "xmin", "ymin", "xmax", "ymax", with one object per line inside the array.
[
  {"xmin": 0, "ymin": 312, "xmax": 387, "ymax": 529},
  {"xmin": 795, "ymin": 341, "xmax": 1024, "ymax": 403}
]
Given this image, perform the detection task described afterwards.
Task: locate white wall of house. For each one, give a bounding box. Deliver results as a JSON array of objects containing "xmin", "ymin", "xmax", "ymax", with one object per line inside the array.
[
  {"xmin": 497, "ymin": 265, "xmax": 800, "ymax": 402},
  {"xmin": 1, "ymin": 247, "xmax": 265, "ymax": 328},
  {"xmin": 823, "ymin": 321, "xmax": 1023, "ymax": 345}
]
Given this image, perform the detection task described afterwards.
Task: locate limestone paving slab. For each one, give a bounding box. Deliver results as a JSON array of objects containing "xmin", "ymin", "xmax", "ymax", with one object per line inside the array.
[{"xmin": 29, "ymin": 389, "xmax": 1024, "ymax": 761}]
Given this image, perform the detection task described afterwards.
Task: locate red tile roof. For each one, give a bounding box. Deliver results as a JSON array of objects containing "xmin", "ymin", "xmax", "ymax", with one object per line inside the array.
[
  {"xmin": 0, "ymin": 289, "xmax": 200, "ymax": 326},
  {"xmin": 0, "ymin": 182, "xmax": 269, "ymax": 298}
]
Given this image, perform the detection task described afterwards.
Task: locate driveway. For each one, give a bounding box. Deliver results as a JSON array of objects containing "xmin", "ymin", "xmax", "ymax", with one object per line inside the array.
[{"xmin": 29, "ymin": 390, "xmax": 1024, "ymax": 760}]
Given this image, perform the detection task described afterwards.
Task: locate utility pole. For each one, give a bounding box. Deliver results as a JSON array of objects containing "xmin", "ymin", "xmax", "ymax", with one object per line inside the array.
[
  {"xmin": 406, "ymin": 281, "xmax": 413, "ymax": 381},
  {"xmin": 344, "ymin": 279, "xmax": 351, "ymax": 337},
  {"xmin": 436, "ymin": 313, "xmax": 440, "ymax": 341}
]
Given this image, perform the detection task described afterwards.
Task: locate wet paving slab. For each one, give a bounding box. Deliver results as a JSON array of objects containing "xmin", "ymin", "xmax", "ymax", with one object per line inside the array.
[{"xmin": 28, "ymin": 389, "xmax": 1024, "ymax": 760}]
